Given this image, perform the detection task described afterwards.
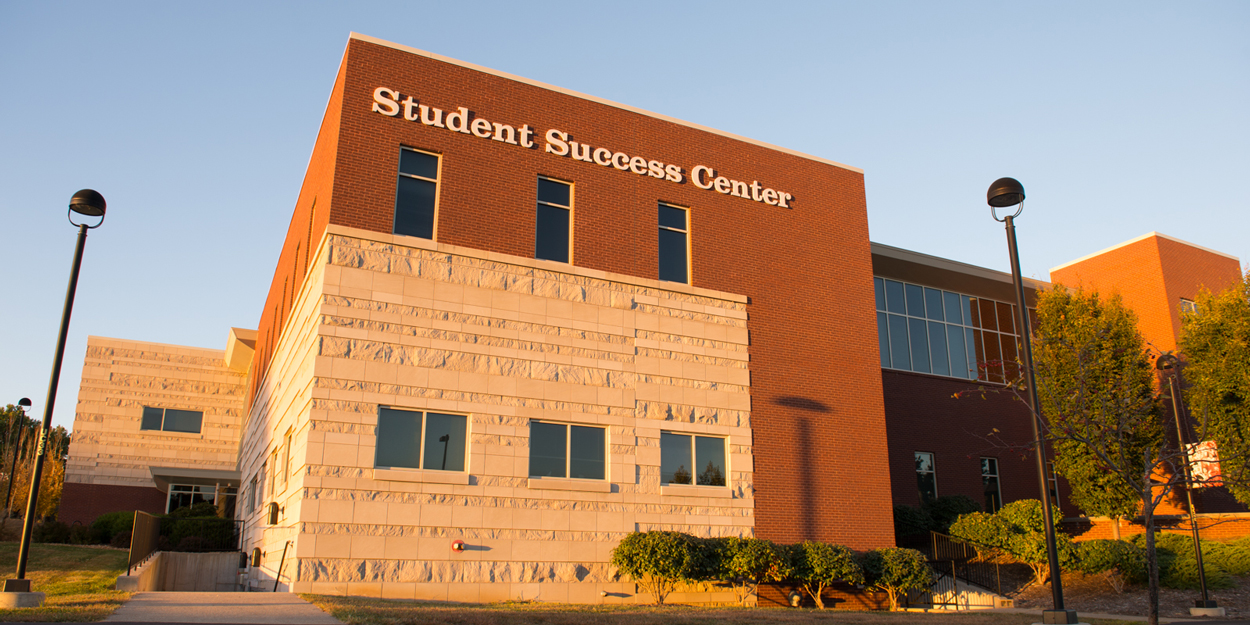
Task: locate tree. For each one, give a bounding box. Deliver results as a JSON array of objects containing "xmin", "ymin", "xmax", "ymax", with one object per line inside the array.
[
  {"xmin": 948, "ymin": 499, "xmax": 1077, "ymax": 585},
  {"xmin": 1179, "ymin": 269, "xmax": 1250, "ymax": 505},
  {"xmin": 719, "ymin": 537, "xmax": 791, "ymax": 606},
  {"xmin": 788, "ymin": 541, "xmax": 864, "ymax": 609},
  {"xmin": 862, "ymin": 547, "xmax": 933, "ymax": 611},
  {"xmin": 610, "ymin": 531, "xmax": 700, "ymax": 605}
]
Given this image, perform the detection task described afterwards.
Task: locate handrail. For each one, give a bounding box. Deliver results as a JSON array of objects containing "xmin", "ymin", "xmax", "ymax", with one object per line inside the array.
[{"xmin": 127, "ymin": 511, "xmax": 161, "ymax": 575}]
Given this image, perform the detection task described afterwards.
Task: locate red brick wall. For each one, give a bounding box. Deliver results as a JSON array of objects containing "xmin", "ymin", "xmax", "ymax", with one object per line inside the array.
[
  {"xmin": 1065, "ymin": 514, "xmax": 1250, "ymax": 542},
  {"xmin": 58, "ymin": 482, "xmax": 166, "ymax": 526},
  {"xmin": 251, "ymin": 36, "xmax": 894, "ymax": 549}
]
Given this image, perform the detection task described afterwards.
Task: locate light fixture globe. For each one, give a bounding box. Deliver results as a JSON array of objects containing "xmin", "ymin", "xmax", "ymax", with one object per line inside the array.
[
  {"xmin": 987, "ymin": 177, "xmax": 1025, "ymax": 208},
  {"xmin": 69, "ymin": 189, "xmax": 106, "ymax": 217},
  {"xmin": 18, "ymin": 398, "xmax": 31, "ymax": 408}
]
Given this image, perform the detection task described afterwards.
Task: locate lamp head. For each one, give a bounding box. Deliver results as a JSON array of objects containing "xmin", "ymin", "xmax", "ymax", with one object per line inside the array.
[
  {"xmin": 987, "ymin": 177, "xmax": 1026, "ymax": 208},
  {"xmin": 1156, "ymin": 354, "xmax": 1180, "ymax": 371},
  {"xmin": 17, "ymin": 398, "xmax": 31, "ymax": 408},
  {"xmin": 69, "ymin": 189, "xmax": 106, "ymax": 218}
]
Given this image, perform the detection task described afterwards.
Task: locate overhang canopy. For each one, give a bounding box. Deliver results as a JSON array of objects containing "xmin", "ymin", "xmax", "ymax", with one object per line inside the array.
[{"xmin": 149, "ymin": 466, "xmax": 241, "ymax": 492}]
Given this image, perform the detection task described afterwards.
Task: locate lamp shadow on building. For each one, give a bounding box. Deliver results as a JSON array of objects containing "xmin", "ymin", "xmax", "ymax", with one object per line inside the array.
[{"xmin": 773, "ymin": 396, "xmax": 832, "ymax": 538}]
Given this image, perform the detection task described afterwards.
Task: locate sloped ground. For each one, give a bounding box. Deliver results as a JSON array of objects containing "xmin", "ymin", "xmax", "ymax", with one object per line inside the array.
[
  {"xmin": 1013, "ymin": 570, "xmax": 1250, "ymax": 619},
  {"xmin": 0, "ymin": 541, "xmax": 132, "ymax": 621}
]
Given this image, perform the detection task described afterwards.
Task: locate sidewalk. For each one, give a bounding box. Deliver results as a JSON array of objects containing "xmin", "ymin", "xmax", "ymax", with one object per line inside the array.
[
  {"xmin": 988, "ymin": 607, "xmax": 1239, "ymax": 623},
  {"xmin": 104, "ymin": 592, "xmax": 343, "ymax": 624}
]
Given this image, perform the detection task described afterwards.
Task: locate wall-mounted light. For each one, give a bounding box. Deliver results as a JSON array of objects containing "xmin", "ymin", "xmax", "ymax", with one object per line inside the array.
[{"xmin": 451, "ymin": 539, "xmax": 465, "ymax": 553}]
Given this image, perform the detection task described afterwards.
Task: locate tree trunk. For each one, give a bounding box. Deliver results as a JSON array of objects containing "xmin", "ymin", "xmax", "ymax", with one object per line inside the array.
[
  {"xmin": 1112, "ymin": 515, "xmax": 1121, "ymax": 540},
  {"xmin": 1144, "ymin": 502, "xmax": 1160, "ymax": 625}
]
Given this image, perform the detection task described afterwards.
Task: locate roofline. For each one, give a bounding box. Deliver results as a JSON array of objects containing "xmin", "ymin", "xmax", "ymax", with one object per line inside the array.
[
  {"xmin": 348, "ymin": 33, "xmax": 864, "ymax": 175},
  {"xmin": 1049, "ymin": 231, "xmax": 1241, "ymax": 274},
  {"xmin": 870, "ymin": 241, "xmax": 1050, "ymax": 290}
]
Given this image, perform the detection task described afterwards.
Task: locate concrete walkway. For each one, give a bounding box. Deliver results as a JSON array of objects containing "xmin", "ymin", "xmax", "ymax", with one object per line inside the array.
[
  {"xmin": 105, "ymin": 592, "xmax": 343, "ymax": 624},
  {"xmin": 987, "ymin": 607, "xmax": 1249, "ymax": 623}
]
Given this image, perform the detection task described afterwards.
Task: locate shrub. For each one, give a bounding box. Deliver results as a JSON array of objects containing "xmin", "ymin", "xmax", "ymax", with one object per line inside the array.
[
  {"xmin": 1204, "ymin": 538, "xmax": 1250, "ymax": 576},
  {"xmin": 924, "ymin": 495, "xmax": 982, "ymax": 533},
  {"xmin": 111, "ymin": 530, "xmax": 132, "ymax": 550},
  {"xmin": 788, "ymin": 541, "xmax": 863, "ymax": 609},
  {"xmin": 90, "ymin": 511, "xmax": 135, "ymax": 543},
  {"xmin": 168, "ymin": 501, "xmax": 219, "ymax": 519},
  {"xmin": 893, "ymin": 505, "xmax": 932, "ymax": 540},
  {"xmin": 951, "ymin": 499, "xmax": 1076, "ymax": 585},
  {"xmin": 33, "ymin": 520, "xmax": 70, "ymax": 543},
  {"xmin": 164, "ymin": 517, "xmax": 235, "ymax": 552},
  {"xmin": 718, "ymin": 537, "xmax": 791, "ymax": 606},
  {"xmin": 1129, "ymin": 532, "xmax": 1232, "ymax": 590},
  {"xmin": 1077, "ymin": 539, "xmax": 1145, "ymax": 593},
  {"xmin": 611, "ymin": 531, "xmax": 701, "ymax": 605},
  {"xmin": 69, "ymin": 524, "xmax": 93, "ymax": 545},
  {"xmin": 862, "ymin": 547, "xmax": 934, "ymax": 611}
]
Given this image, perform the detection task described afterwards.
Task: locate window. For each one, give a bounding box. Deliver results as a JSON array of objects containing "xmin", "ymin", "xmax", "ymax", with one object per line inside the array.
[
  {"xmin": 1047, "ymin": 460, "xmax": 1060, "ymax": 503},
  {"xmin": 281, "ymin": 430, "xmax": 292, "ymax": 488},
  {"xmin": 658, "ymin": 203, "xmax": 689, "ymax": 284},
  {"xmin": 915, "ymin": 452, "xmax": 937, "ymax": 503},
  {"xmin": 140, "ymin": 407, "xmax": 204, "ymax": 434},
  {"xmin": 248, "ymin": 475, "xmax": 258, "ymax": 513},
  {"xmin": 981, "ymin": 457, "xmax": 1002, "ymax": 513},
  {"xmin": 375, "ymin": 408, "xmax": 468, "ymax": 471},
  {"xmin": 167, "ymin": 484, "xmax": 215, "ymax": 513},
  {"xmin": 529, "ymin": 421, "xmax": 605, "ymax": 480},
  {"xmin": 661, "ymin": 432, "xmax": 726, "ymax": 486},
  {"xmin": 1180, "ymin": 298, "xmax": 1198, "ymax": 316},
  {"xmin": 394, "ymin": 147, "xmax": 440, "ymax": 239},
  {"xmin": 535, "ymin": 177, "xmax": 572, "ymax": 263},
  {"xmin": 875, "ymin": 277, "xmax": 1028, "ymax": 383}
]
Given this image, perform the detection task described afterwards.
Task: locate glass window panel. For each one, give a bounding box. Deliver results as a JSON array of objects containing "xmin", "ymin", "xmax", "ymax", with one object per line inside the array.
[
  {"xmin": 877, "ymin": 312, "xmax": 891, "ymax": 368},
  {"xmin": 1028, "ymin": 308, "xmax": 1039, "ymax": 336},
  {"xmin": 874, "ymin": 278, "xmax": 885, "ymax": 311},
  {"xmin": 695, "ymin": 436, "xmax": 726, "ymax": 486},
  {"xmin": 947, "ymin": 325, "xmax": 969, "ymax": 379},
  {"xmin": 965, "ymin": 328, "xmax": 978, "ymax": 380},
  {"xmin": 962, "ymin": 296, "xmax": 973, "ymax": 327},
  {"xmin": 973, "ymin": 329, "xmax": 987, "ymax": 381},
  {"xmin": 968, "ymin": 297, "xmax": 980, "ymax": 328},
  {"xmin": 908, "ymin": 317, "xmax": 930, "ymax": 373},
  {"xmin": 978, "ymin": 299, "xmax": 998, "ymax": 332},
  {"xmin": 399, "ymin": 149, "xmax": 438, "ymax": 179},
  {"xmin": 888, "ymin": 314, "xmax": 911, "ymax": 370},
  {"xmin": 944, "ymin": 292, "xmax": 963, "ymax": 325},
  {"xmin": 394, "ymin": 176, "xmax": 436, "ymax": 239},
  {"xmin": 141, "ymin": 407, "xmax": 163, "ymax": 431},
  {"xmin": 924, "ymin": 288, "xmax": 944, "ymax": 321},
  {"xmin": 660, "ymin": 432, "xmax": 693, "ymax": 485},
  {"xmin": 422, "ymin": 413, "xmax": 467, "ymax": 472},
  {"xmin": 163, "ymin": 409, "xmax": 203, "ymax": 433},
  {"xmin": 983, "ymin": 332, "xmax": 1004, "ymax": 384},
  {"xmin": 569, "ymin": 425, "xmax": 605, "ymax": 480},
  {"xmin": 1001, "ymin": 336, "xmax": 1019, "ymax": 382},
  {"xmin": 529, "ymin": 422, "xmax": 567, "ymax": 478},
  {"xmin": 376, "ymin": 408, "xmax": 422, "ymax": 469},
  {"xmin": 658, "ymin": 204, "xmax": 686, "ymax": 230},
  {"xmin": 537, "ymin": 178, "xmax": 570, "ymax": 206},
  {"xmin": 535, "ymin": 204, "xmax": 570, "ymax": 263},
  {"xmin": 928, "ymin": 321, "xmax": 950, "ymax": 377},
  {"xmin": 997, "ymin": 302, "xmax": 1016, "ymax": 336},
  {"xmin": 885, "ymin": 280, "xmax": 906, "ymax": 314},
  {"xmin": 905, "ymin": 283, "xmax": 925, "ymax": 318},
  {"xmin": 915, "ymin": 452, "xmax": 936, "ymax": 503},
  {"xmin": 982, "ymin": 458, "xmax": 1002, "ymax": 513},
  {"xmin": 658, "ymin": 228, "xmax": 688, "ymax": 283}
]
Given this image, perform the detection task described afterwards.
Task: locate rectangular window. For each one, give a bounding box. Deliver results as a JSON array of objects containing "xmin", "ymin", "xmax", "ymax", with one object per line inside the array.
[
  {"xmin": 140, "ymin": 407, "xmax": 204, "ymax": 434},
  {"xmin": 167, "ymin": 484, "xmax": 215, "ymax": 514},
  {"xmin": 981, "ymin": 457, "xmax": 1002, "ymax": 513},
  {"xmin": 529, "ymin": 421, "xmax": 605, "ymax": 480},
  {"xmin": 661, "ymin": 432, "xmax": 727, "ymax": 486},
  {"xmin": 535, "ymin": 177, "xmax": 572, "ymax": 263},
  {"xmin": 282, "ymin": 430, "xmax": 292, "ymax": 488},
  {"xmin": 394, "ymin": 147, "xmax": 440, "ymax": 240},
  {"xmin": 248, "ymin": 476, "xmax": 258, "ymax": 513},
  {"xmin": 1047, "ymin": 460, "xmax": 1060, "ymax": 503},
  {"xmin": 1180, "ymin": 298, "xmax": 1198, "ymax": 315},
  {"xmin": 915, "ymin": 451, "xmax": 937, "ymax": 503},
  {"xmin": 658, "ymin": 203, "xmax": 689, "ymax": 284},
  {"xmin": 374, "ymin": 407, "xmax": 467, "ymax": 471}
]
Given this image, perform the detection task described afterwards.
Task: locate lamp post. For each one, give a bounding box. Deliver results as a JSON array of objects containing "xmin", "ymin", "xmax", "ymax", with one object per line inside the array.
[
  {"xmin": 1156, "ymin": 354, "xmax": 1217, "ymax": 612},
  {"xmin": 3, "ymin": 399, "xmax": 32, "ymax": 519},
  {"xmin": 987, "ymin": 178, "xmax": 1078, "ymax": 625},
  {"xmin": 4, "ymin": 190, "xmax": 107, "ymax": 595}
]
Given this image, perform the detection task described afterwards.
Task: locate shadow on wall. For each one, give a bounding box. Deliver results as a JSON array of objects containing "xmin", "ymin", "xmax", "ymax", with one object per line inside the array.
[{"xmin": 773, "ymin": 396, "xmax": 832, "ymax": 538}]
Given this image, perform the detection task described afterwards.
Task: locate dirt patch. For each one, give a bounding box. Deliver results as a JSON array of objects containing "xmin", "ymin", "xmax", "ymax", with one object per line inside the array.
[{"xmin": 1012, "ymin": 570, "xmax": 1250, "ymax": 619}]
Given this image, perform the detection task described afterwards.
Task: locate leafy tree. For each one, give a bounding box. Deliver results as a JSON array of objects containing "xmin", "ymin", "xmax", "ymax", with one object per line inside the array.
[
  {"xmin": 788, "ymin": 541, "xmax": 864, "ymax": 609},
  {"xmin": 1179, "ymin": 269, "xmax": 1250, "ymax": 505},
  {"xmin": 862, "ymin": 547, "xmax": 933, "ymax": 611},
  {"xmin": 610, "ymin": 531, "xmax": 700, "ymax": 605},
  {"xmin": 948, "ymin": 499, "xmax": 1077, "ymax": 585},
  {"xmin": 718, "ymin": 537, "xmax": 791, "ymax": 605}
]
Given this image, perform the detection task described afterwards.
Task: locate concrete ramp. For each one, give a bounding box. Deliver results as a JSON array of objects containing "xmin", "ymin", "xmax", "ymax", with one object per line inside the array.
[{"xmin": 106, "ymin": 592, "xmax": 343, "ymax": 624}]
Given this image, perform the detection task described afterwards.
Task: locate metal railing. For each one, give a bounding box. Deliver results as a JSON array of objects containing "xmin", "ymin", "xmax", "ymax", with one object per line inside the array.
[
  {"xmin": 125, "ymin": 511, "xmax": 242, "ymax": 575},
  {"xmin": 127, "ymin": 511, "xmax": 161, "ymax": 575},
  {"xmin": 903, "ymin": 532, "xmax": 1005, "ymax": 610}
]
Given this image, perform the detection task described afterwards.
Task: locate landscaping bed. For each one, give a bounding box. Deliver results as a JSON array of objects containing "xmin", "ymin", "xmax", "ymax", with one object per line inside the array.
[{"xmin": 1013, "ymin": 570, "xmax": 1250, "ymax": 619}]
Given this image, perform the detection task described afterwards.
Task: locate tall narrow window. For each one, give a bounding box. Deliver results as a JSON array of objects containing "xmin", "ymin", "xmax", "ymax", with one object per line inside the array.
[
  {"xmin": 915, "ymin": 451, "xmax": 937, "ymax": 503},
  {"xmin": 1047, "ymin": 461, "xmax": 1060, "ymax": 503},
  {"xmin": 394, "ymin": 147, "xmax": 440, "ymax": 239},
  {"xmin": 282, "ymin": 430, "xmax": 293, "ymax": 487},
  {"xmin": 535, "ymin": 177, "xmax": 572, "ymax": 263},
  {"xmin": 981, "ymin": 457, "xmax": 1002, "ymax": 513},
  {"xmin": 658, "ymin": 203, "xmax": 689, "ymax": 284}
]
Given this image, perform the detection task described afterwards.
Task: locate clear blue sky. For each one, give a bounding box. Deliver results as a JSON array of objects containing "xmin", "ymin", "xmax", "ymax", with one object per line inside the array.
[{"xmin": 1, "ymin": 1, "xmax": 1246, "ymax": 432}]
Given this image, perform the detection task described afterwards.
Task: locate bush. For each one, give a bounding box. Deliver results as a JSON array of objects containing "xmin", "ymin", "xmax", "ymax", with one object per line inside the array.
[
  {"xmin": 69, "ymin": 524, "xmax": 93, "ymax": 545},
  {"xmin": 164, "ymin": 517, "xmax": 235, "ymax": 552},
  {"xmin": 610, "ymin": 531, "xmax": 701, "ymax": 605},
  {"xmin": 1129, "ymin": 532, "xmax": 1233, "ymax": 590},
  {"xmin": 111, "ymin": 531, "xmax": 132, "ymax": 550},
  {"xmin": 1077, "ymin": 539, "xmax": 1145, "ymax": 593},
  {"xmin": 789, "ymin": 541, "xmax": 863, "ymax": 609},
  {"xmin": 893, "ymin": 505, "xmax": 932, "ymax": 540},
  {"xmin": 90, "ymin": 511, "xmax": 134, "ymax": 544},
  {"xmin": 33, "ymin": 520, "xmax": 70, "ymax": 543},
  {"xmin": 717, "ymin": 537, "xmax": 791, "ymax": 605},
  {"xmin": 168, "ymin": 501, "xmax": 219, "ymax": 519},
  {"xmin": 1204, "ymin": 537, "xmax": 1250, "ymax": 576},
  {"xmin": 950, "ymin": 499, "xmax": 1077, "ymax": 585},
  {"xmin": 925, "ymin": 495, "xmax": 982, "ymax": 533},
  {"xmin": 862, "ymin": 547, "xmax": 934, "ymax": 611}
]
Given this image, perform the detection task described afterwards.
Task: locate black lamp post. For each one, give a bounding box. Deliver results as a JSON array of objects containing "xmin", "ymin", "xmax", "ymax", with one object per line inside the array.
[
  {"xmin": 1156, "ymin": 354, "xmax": 1216, "ymax": 611},
  {"xmin": 987, "ymin": 178, "xmax": 1078, "ymax": 625},
  {"xmin": 4, "ymin": 190, "xmax": 107, "ymax": 594},
  {"xmin": 3, "ymin": 399, "xmax": 32, "ymax": 519}
]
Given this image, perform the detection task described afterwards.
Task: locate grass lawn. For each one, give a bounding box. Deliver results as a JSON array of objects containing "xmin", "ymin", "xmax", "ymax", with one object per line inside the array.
[
  {"xmin": 304, "ymin": 595, "xmax": 1142, "ymax": 625},
  {"xmin": 0, "ymin": 541, "xmax": 131, "ymax": 622}
]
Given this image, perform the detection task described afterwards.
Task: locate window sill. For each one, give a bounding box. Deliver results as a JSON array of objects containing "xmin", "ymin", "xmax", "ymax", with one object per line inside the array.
[
  {"xmin": 373, "ymin": 468, "xmax": 470, "ymax": 485},
  {"xmin": 661, "ymin": 484, "xmax": 733, "ymax": 498},
  {"xmin": 139, "ymin": 428, "xmax": 203, "ymax": 438},
  {"xmin": 527, "ymin": 477, "xmax": 611, "ymax": 493}
]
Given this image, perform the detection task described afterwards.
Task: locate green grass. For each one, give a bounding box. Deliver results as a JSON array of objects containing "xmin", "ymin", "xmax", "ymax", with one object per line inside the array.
[
  {"xmin": 0, "ymin": 541, "xmax": 131, "ymax": 622},
  {"xmin": 304, "ymin": 595, "xmax": 1140, "ymax": 625}
]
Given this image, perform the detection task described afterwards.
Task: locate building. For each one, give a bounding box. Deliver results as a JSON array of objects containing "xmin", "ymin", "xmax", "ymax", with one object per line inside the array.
[{"xmin": 60, "ymin": 33, "xmax": 1243, "ymax": 601}]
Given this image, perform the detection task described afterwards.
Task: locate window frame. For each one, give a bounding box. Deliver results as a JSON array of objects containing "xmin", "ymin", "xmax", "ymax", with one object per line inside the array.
[
  {"xmin": 1180, "ymin": 298, "xmax": 1198, "ymax": 316},
  {"xmin": 915, "ymin": 451, "xmax": 937, "ymax": 503},
  {"xmin": 527, "ymin": 420, "xmax": 607, "ymax": 481},
  {"xmin": 166, "ymin": 483, "xmax": 215, "ymax": 514},
  {"xmin": 373, "ymin": 407, "xmax": 470, "ymax": 473},
  {"xmin": 660, "ymin": 430, "xmax": 728, "ymax": 488},
  {"xmin": 393, "ymin": 146, "xmax": 443, "ymax": 241},
  {"xmin": 657, "ymin": 202, "xmax": 691, "ymax": 284},
  {"xmin": 981, "ymin": 457, "xmax": 1002, "ymax": 513},
  {"xmin": 534, "ymin": 176, "xmax": 574, "ymax": 264}
]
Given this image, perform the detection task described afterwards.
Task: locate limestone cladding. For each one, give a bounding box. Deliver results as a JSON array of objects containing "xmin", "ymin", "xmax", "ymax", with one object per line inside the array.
[
  {"xmin": 64, "ymin": 337, "xmax": 246, "ymax": 489},
  {"xmin": 241, "ymin": 226, "xmax": 753, "ymax": 602}
]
